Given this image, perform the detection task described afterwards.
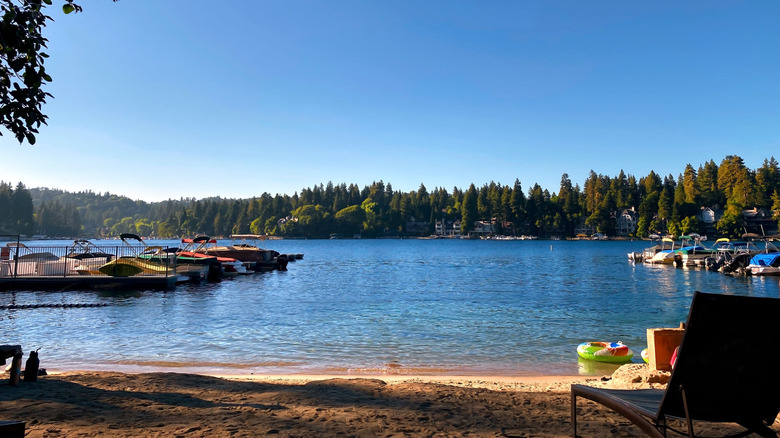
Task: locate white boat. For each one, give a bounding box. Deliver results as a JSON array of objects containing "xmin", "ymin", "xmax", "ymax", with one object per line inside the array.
[
  {"xmin": 705, "ymin": 240, "xmax": 763, "ymax": 273},
  {"xmin": 65, "ymin": 239, "xmax": 115, "ymax": 270},
  {"xmin": 1, "ymin": 242, "xmax": 76, "ymax": 276},
  {"xmin": 673, "ymin": 234, "xmax": 714, "ymax": 267},
  {"xmin": 179, "ymin": 236, "xmax": 254, "ymax": 276},
  {"xmin": 747, "ymin": 253, "xmax": 780, "ymax": 276},
  {"xmin": 195, "ymin": 234, "xmax": 283, "ymax": 271},
  {"xmin": 219, "ymin": 259, "xmax": 254, "ymax": 276},
  {"xmin": 646, "ymin": 238, "xmax": 678, "ymax": 264},
  {"xmin": 647, "ymin": 235, "xmax": 707, "ymax": 266}
]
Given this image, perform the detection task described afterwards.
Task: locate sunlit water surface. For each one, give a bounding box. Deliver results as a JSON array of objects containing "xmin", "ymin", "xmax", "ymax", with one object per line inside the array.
[{"xmin": 2, "ymin": 239, "xmax": 778, "ymax": 376}]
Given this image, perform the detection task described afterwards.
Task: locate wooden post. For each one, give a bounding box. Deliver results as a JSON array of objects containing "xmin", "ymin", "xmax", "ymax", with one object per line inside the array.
[{"xmin": 9, "ymin": 351, "xmax": 22, "ymax": 386}]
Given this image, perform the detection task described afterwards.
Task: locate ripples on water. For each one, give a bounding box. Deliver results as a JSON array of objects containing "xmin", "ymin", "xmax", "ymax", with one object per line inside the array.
[{"xmin": 2, "ymin": 239, "xmax": 778, "ymax": 376}]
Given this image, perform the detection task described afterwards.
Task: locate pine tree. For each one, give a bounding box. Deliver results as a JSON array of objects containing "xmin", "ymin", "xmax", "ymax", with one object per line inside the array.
[
  {"xmin": 682, "ymin": 164, "xmax": 700, "ymax": 205},
  {"xmin": 11, "ymin": 182, "xmax": 34, "ymax": 235},
  {"xmin": 461, "ymin": 184, "xmax": 478, "ymax": 235},
  {"xmin": 509, "ymin": 179, "xmax": 526, "ymax": 233},
  {"xmin": 0, "ymin": 182, "xmax": 12, "ymax": 233}
]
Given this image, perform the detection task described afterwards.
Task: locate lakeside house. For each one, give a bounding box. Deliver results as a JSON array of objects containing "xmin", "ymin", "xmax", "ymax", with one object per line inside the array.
[
  {"xmin": 696, "ymin": 206, "xmax": 778, "ymax": 236},
  {"xmin": 742, "ymin": 207, "xmax": 776, "ymax": 235},
  {"xmin": 399, "ymin": 204, "xmax": 777, "ymax": 239},
  {"xmin": 574, "ymin": 218, "xmax": 597, "ymax": 238},
  {"xmin": 405, "ymin": 217, "xmax": 429, "ymax": 236},
  {"xmin": 697, "ymin": 207, "xmax": 722, "ymax": 236},
  {"xmin": 616, "ymin": 207, "xmax": 638, "ymax": 237},
  {"xmin": 434, "ymin": 219, "xmax": 461, "ymax": 237},
  {"xmin": 472, "ymin": 220, "xmax": 496, "ymax": 237}
]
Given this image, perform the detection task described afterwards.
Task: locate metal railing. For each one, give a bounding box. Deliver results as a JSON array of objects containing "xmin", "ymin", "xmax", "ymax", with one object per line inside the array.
[{"xmin": 0, "ymin": 239, "xmax": 175, "ymax": 278}]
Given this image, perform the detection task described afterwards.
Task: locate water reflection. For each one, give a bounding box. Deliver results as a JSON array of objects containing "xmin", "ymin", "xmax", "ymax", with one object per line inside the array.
[{"xmin": 577, "ymin": 357, "xmax": 625, "ymax": 376}]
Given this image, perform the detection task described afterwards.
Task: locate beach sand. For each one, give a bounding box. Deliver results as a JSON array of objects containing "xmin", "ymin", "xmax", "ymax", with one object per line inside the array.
[{"xmin": 0, "ymin": 369, "xmax": 777, "ymax": 437}]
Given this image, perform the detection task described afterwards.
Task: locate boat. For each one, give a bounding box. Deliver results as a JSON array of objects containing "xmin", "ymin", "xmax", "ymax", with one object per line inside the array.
[
  {"xmin": 174, "ymin": 237, "xmax": 226, "ymax": 280},
  {"xmin": 219, "ymin": 258, "xmax": 254, "ymax": 276},
  {"xmin": 644, "ymin": 234, "xmax": 711, "ymax": 266},
  {"xmin": 97, "ymin": 258, "xmax": 173, "ymax": 277},
  {"xmin": 180, "ymin": 237, "xmax": 254, "ymax": 276},
  {"xmin": 1, "ymin": 242, "xmax": 70, "ymax": 276},
  {"xmin": 627, "ymin": 251, "xmax": 643, "ymax": 263},
  {"xmin": 194, "ymin": 234, "xmax": 284, "ymax": 271},
  {"xmin": 745, "ymin": 246, "xmax": 780, "ymax": 275},
  {"xmin": 645, "ymin": 237, "xmax": 678, "ymax": 264},
  {"xmin": 65, "ymin": 239, "xmax": 115, "ymax": 270},
  {"xmin": 631, "ymin": 234, "xmax": 666, "ymax": 263},
  {"xmin": 672, "ymin": 234, "xmax": 715, "ymax": 267},
  {"xmin": 746, "ymin": 253, "xmax": 780, "ymax": 276},
  {"xmin": 576, "ymin": 341, "xmax": 634, "ymax": 363},
  {"xmin": 704, "ymin": 238, "xmax": 774, "ymax": 273},
  {"xmin": 96, "ymin": 234, "xmax": 174, "ymax": 277}
]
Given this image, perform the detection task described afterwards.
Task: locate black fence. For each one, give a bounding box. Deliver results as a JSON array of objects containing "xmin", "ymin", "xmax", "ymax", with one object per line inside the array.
[{"xmin": 0, "ymin": 238, "xmax": 175, "ymax": 278}]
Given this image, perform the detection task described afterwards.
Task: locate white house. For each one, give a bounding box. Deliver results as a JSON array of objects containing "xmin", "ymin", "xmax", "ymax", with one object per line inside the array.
[{"xmin": 616, "ymin": 207, "xmax": 638, "ymax": 236}]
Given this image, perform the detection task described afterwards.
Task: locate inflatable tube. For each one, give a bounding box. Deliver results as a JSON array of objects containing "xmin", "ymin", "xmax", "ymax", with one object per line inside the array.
[{"xmin": 577, "ymin": 341, "xmax": 634, "ymax": 363}]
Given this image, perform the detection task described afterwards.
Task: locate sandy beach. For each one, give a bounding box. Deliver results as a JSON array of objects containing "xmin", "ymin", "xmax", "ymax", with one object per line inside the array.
[{"xmin": 1, "ymin": 368, "xmax": 777, "ymax": 437}]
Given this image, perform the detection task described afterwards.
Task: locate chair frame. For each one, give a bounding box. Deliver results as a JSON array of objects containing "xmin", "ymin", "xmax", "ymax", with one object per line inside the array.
[{"xmin": 571, "ymin": 291, "xmax": 780, "ymax": 438}]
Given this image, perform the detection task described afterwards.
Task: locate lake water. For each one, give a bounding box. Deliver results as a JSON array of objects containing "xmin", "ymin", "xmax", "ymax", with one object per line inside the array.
[{"xmin": 2, "ymin": 239, "xmax": 778, "ymax": 376}]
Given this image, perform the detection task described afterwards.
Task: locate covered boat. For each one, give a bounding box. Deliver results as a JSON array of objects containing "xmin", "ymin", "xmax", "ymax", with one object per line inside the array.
[{"xmin": 747, "ymin": 253, "xmax": 780, "ymax": 276}]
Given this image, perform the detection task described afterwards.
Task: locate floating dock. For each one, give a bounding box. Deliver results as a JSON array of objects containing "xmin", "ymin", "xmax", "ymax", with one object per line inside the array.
[{"xmin": 0, "ymin": 274, "xmax": 178, "ymax": 291}]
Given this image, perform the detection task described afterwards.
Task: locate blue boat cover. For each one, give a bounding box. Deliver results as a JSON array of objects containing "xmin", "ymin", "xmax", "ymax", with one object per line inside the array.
[{"xmin": 748, "ymin": 253, "xmax": 780, "ymax": 267}]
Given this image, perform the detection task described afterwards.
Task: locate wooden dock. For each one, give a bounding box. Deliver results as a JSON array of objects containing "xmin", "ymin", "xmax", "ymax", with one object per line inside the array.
[{"xmin": 0, "ymin": 274, "xmax": 178, "ymax": 291}]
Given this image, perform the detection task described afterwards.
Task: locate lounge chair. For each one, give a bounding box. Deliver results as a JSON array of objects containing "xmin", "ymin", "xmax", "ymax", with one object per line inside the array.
[
  {"xmin": 571, "ymin": 291, "xmax": 780, "ymax": 438},
  {"xmin": 0, "ymin": 421, "xmax": 24, "ymax": 437}
]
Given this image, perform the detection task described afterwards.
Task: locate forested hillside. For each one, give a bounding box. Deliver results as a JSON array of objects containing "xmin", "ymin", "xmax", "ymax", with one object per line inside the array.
[{"xmin": 2, "ymin": 155, "xmax": 779, "ymax": 239}]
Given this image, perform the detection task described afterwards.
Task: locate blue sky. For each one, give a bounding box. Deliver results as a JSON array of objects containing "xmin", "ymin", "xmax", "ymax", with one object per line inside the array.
[{"xmin": 2, "ymin": 1, "xmax": 778, "ymax": 202}]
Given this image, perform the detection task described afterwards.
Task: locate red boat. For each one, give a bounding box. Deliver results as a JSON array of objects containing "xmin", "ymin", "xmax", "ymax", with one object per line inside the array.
[
  {"xmin": 180, "ymin": 237, "xmax": 254, "ymax": 276},
  {"xmin": 192, "ymin": 234, "xmax": 284, "ymax": 271}
]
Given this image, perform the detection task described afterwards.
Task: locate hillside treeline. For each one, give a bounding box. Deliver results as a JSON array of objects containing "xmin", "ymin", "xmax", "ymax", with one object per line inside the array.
[{"xmin": 2, "ymin": 155, "xmax": 779, "ymax": 239}]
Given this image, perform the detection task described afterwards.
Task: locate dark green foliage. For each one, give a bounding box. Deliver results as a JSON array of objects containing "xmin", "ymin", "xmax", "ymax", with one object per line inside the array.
[
  {"xmin": 0, "ymin": 181, "xmax": 14, "ymax": 232},
  {"xmin": 36, "ymin": 199, "xmax": 80, "ymax": 236},
  {"xmin": 0, "ymin": 0, "xmax": 53, "ymax": 144},
  {"xmin": 460, "ymin": 184, "xmax": 478, "ymax": 234},
  {"xmin": 0, "ymin": 0, "xmax": 115, "ymax": 144},
  {"xmin": 3, "ymin": 155, "xmax": 779, "ymax": 239},
  {"xmin": 10, "ymin": 181, "xmax": 33, "ymax": 234}
]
